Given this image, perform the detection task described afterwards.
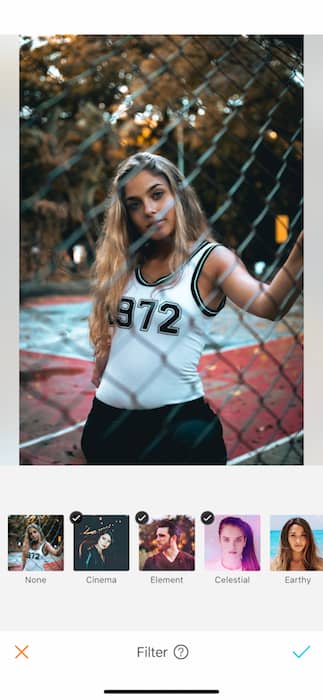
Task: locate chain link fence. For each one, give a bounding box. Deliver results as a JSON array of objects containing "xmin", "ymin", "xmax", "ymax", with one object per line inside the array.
[{"xmin": 20, "ymin": 34, "xmax": 303, "ymax": 465}]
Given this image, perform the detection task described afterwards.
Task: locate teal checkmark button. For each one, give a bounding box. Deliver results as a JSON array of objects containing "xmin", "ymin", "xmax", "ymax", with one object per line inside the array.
[{"xmin": 293, "ymin": 645, "xmax": 311, "ymax": 658}]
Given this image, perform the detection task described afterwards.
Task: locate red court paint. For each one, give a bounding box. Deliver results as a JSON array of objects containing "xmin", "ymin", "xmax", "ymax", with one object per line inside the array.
[
  {"xmin": 20, "ymin": 335, "xmax": 303, "ymax": 465},
  {"xmin": 22, "ymin": 295, "xmax": 90, "ymax": 308},
  {"xmin": 200, "ymin": 335, "xmax": 303, "ymax": 459}
]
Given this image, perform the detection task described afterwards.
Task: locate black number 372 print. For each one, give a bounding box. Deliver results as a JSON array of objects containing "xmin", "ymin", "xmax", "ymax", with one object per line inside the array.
[{"xmin": 117, "ymin": 297, "xmax": 181, "ymax": 335}]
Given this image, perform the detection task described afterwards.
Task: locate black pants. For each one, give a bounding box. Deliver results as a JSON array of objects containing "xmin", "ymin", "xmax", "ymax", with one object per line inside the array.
[{"xmin": 81, "ymin": 396, "xmax": 227, "ymax": 465}]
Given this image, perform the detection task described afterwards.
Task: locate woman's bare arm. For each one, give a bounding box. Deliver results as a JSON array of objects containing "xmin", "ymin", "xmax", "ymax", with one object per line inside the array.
[
  {"xmin": 44, "ymin": 542, "xmax": 63, "ymax": 557},
  {"xmin": 201, "ymin": 232, "xmax": 303, "ymax": 320}
]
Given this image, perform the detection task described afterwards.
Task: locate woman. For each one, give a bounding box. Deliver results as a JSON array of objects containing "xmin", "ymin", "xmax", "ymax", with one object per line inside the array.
[
  {"xmin": 22, "ymin": 523, "xmax": 63, "ymax": 571},
  {"xmin": 271, "ymin": 517, "xmax": 323, "ymax": 571},
  {"xmin": 78, "ymin": 529, "xmax": 113, "ymax": 570},
  {"xmin": 81, "ymin": 151, "xmax": 303, "ymax": 465},
  {"xmin": 206, "ymin": 516, "xmax": 260, "ymax": 571}
]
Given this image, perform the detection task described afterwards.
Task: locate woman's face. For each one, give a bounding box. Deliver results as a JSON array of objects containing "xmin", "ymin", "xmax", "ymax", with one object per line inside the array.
[
  {"xmin": 219, "ymin": 525, "xmax": 246, "ymax": 559},
  {"xmin": 287, "ymin": 524, "xmax": 308, "ymax": 554},
  {"xmin": 124, "ymin": 170, "xmax": 176, "ymax": 240},
  {"xmin": 28, "ymin": 527, "xmax": 40, "ymax": 544},
  {"xmin": 98, "ymin": 533, "xmax": 112, "ymax": 550}
]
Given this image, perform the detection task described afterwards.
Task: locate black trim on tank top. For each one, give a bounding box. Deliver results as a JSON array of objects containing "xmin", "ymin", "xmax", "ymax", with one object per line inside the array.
[
  {"xmin": 191, "ymin": 244, "xmax": 226, "ymax": 317},
  {"xmin": 135, "ymin": 238, "xmax": 210, "ymax": 286}
]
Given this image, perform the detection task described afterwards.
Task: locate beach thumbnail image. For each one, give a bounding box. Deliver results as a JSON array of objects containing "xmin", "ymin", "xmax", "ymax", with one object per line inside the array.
[{"xmin": 270, "ymin": 515, "xmax": 323, "ymax": 571}]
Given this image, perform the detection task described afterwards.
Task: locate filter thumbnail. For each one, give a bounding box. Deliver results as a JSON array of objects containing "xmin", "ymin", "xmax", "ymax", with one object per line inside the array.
[
  {"xmin": 73, "ymin": 514, "xmax": 129, "ymax": 571},
  {"xmin": 139, "ymin": 514, "xmax": 195, "ymax": 571},
  {"xmin": 8, "ymin": 515, "xmax": 64, "ymax": 571},
  {"xmin": 204, "ymin": 514, "xmax": 261, "ymax": 571},
  {"xmin": 270, "ymin": 515, "xmax": 323, "ymax": 571}
]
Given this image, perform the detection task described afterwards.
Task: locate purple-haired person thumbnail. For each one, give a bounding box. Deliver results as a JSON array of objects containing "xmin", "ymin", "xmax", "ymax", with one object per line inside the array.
[{"xmin": 208, "ymin": 516, "xmax": 260, "ymax": 572}]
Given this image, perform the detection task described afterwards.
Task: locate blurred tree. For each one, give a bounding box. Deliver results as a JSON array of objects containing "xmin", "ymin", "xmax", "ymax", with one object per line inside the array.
[
  {"xmin": 8, "ymin": 514, "xmax": 63, "ymax": 550},
  {"xmin": 20, "ymin": 35, "xmax": 303, "ymax": 283}
]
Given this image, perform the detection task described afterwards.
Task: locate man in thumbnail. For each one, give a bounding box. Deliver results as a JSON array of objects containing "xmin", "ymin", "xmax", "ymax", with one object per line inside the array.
[{"xmin": 143, "ymin": 519, "xmax": 194, "ymax": 571}]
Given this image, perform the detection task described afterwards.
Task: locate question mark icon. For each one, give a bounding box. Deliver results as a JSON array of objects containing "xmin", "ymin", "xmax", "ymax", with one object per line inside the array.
[{"xmin": 173, "ymin": 644, "xmax": 189, "ymax": 660}]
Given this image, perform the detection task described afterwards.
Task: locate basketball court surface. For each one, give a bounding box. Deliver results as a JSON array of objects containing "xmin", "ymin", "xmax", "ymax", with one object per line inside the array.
[{"xmin": 20, "ymin": 296, "xmax": 303, "ymax": 465}]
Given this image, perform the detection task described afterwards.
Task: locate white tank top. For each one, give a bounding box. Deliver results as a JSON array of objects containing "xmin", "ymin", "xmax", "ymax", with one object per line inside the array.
[
  {"xmin": 96, "ymin": 241, "xmax": 225, "ymax": 409},
  {"xmin": 24, "ymin": 544, "xmax": 48, "ymax": 571}
]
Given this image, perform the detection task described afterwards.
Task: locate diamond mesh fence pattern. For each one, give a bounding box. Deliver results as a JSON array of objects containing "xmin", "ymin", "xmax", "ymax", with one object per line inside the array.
[{"xmin": 20, "ymin": 35, "xmax": 303, "ymax": 465}]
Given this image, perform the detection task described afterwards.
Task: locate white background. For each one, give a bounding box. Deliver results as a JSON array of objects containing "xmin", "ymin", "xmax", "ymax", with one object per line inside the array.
[{"xmin": 0, "ymin": 14, "xmax": 323, "ymax": 700}]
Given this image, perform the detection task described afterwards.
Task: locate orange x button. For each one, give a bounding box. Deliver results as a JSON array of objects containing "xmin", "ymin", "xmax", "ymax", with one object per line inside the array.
[{"xmin": 15, "ymin": 644, "xmax": 29, "ymax": 659}]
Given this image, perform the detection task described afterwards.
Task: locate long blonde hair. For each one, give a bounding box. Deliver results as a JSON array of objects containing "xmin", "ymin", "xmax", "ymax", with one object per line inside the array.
[
  {"xmin": 22, "ymin": 523, "xmax": 45, "ymax": 569},
  {"xmin": 89, "ymin": 151, "xmax": 211, "ymax": 358}
]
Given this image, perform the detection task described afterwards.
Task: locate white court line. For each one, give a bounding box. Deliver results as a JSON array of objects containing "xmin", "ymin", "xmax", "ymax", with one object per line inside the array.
[
  {"xmin": 227, "ymin": 430, "xmax": 304, "ymax": 465},
  {"xmin": 21, "ymin": 329, "xmax": 299, "ymax": 363},
  {"xmin": 20, "ymin": 347, "xmax": 92, "ymax": 361},
  {"xmin": 20, "ymin": 420, "xmax": 86, "ymax": 449}
]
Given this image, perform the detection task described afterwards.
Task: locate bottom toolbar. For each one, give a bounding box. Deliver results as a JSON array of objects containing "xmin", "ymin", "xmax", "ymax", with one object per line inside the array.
[{"xmin": 1, "ymin": 630, "xmax": 320, "ymax": 700}]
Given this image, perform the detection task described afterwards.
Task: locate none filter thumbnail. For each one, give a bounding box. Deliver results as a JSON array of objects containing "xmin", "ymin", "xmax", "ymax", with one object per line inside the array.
[
  {"xmin": 139, "ymin": 515, "xmax": 195, "ymax": 571},
  {"xmin": 73, "ymin": 515, "xmax": 129, "ymax": 570},
  {"xmin": 8, "ymin": 515, "xmax": 64, "ymax": 571}
]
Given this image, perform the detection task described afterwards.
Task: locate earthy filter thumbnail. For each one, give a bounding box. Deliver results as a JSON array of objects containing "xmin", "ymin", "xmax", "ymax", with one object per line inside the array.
[{"xmin": 270, "ymin": 515, "xmax": 323, "ymax": 571}]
